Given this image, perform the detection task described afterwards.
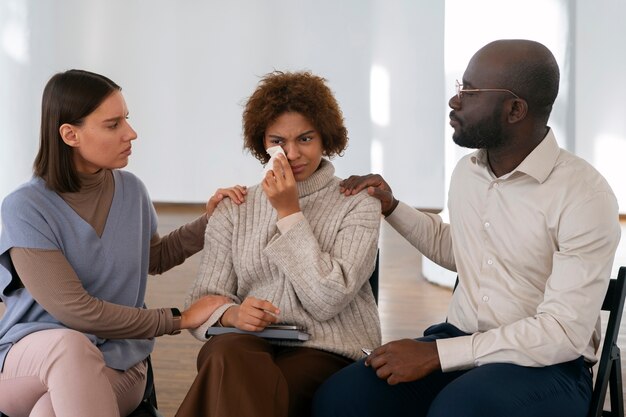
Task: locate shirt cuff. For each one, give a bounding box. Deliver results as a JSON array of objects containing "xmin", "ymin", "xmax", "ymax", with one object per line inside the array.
[
  {"xmin": 436, "ymin": 334, "xmax": 475, "ymax": 372},
  {"xmin": 161, "ymin": 308, "xmax": 177, "ymax": 335},
  {"xmin": 276, "ymin": 212, "xmax": 304, "ymax": 234},
  {"xmin": 168, "ymin": 308, "xmax": 182, "ymax": 335}
]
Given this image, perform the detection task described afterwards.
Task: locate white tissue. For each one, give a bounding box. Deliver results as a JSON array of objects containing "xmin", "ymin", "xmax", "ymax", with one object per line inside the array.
[{"xmin": 263, "ymin": 146, "xmax": 286, "ymax": 175}]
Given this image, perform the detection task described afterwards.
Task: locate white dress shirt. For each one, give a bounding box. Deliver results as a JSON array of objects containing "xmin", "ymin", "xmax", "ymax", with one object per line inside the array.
[{"xmin": 387, "ymin": 129, "xmax": 621, "ymax": 371}]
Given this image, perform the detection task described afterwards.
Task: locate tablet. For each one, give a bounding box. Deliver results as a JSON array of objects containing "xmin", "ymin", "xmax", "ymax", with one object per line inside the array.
[{"xmin": 205, "ymin": 324, "xmax": 310, "ymax": 341}]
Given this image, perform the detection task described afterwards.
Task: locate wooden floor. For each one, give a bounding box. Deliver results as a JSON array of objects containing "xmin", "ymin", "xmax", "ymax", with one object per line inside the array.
[{"xmin": 1, "ymin": 204, "xmax": 625, "ymax": 416}]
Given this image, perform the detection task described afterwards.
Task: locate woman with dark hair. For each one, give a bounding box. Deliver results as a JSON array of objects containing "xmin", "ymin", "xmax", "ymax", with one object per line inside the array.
[
  {"xmin": 0, "ymin": 69, "xmax": 242, "ymax": 416},
  {"xmin": 176, "ymin": 71, "xmax": 382, "ymax": 417}
]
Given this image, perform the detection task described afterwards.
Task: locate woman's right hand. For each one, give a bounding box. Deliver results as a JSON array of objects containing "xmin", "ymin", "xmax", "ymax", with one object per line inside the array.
[
  {"xmin": 262, "ymin": 154, "xmax": 300, "ymax": 219},
  {"xmin": 221, "ymin": 296, "xmax": 280, "ymax": 331},
  {"xmin": 181, "ymin": 294, "xmax": 231, "ymax": 329}
]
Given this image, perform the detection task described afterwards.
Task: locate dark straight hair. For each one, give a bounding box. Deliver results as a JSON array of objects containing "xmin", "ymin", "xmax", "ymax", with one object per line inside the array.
[{"xmin": 33, "ymin": 69, "xmax": 121, "ymax": 193}]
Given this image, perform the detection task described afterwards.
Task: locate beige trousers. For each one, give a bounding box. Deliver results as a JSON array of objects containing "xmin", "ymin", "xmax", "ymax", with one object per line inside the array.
[{"xmin": 0, "ymin": 329, "xmax": 147, "ymax": 417}]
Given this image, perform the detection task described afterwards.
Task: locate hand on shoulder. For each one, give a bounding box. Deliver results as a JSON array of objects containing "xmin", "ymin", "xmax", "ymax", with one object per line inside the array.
[
  {"xmin": 206, "ymin": 185, "xmax": 247, "ymax": 216},
  {"xmin": 339, "ymin": 174, "xmax": 398, "ymax": 216}
]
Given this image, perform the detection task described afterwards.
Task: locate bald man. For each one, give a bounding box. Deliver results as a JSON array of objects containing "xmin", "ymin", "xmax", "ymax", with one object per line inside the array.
[{"xmin": 312, "ymin": 39, "xmax": 621, "ymax": 417}]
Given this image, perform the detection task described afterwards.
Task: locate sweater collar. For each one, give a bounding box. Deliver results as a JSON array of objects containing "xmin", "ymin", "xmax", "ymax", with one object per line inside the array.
[
  {"xmin": 76, "ymin": 168, "xmax": 109, "ymax": 191},
  {"xmin": 296, "ymin": 159, "xmax": 335, "ymax": 198}
]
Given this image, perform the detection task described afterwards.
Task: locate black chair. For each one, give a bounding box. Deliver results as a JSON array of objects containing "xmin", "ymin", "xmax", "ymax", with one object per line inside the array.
[
  {"xmin": 588, "ymin": 266, "xmax": 626, "ymax": 417},
  {"xmin": 369, "ymin": 249, "xmax": 380, "ymax": 304},
  {"xmin": 128, "ymin": 355, "xmax": 163, "ymax": 417}
]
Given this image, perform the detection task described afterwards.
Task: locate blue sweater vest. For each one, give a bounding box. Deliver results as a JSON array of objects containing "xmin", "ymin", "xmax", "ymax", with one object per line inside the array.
[{"xmin": 0, "ymin": 170, "xmax": 157, "ymax": 371}]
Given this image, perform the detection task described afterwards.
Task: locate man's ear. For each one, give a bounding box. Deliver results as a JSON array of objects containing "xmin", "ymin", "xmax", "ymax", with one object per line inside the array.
[
  {"xmin": 507, "ymin": 98, "xmax": 528, "ymax": 124},
  {"xmin": 59, "ymin": 124, "xmax": 80, "ymax": 147}
]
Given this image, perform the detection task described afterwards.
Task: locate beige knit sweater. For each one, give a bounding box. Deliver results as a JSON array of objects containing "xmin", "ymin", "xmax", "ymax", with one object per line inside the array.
[{"xmin": 187, "ymin": 160, "xmax": 382, "ymax": 360}]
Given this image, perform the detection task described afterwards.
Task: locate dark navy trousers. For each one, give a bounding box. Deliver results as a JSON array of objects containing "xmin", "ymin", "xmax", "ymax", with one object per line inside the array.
[{"xmin": 312, "ymin": 323, "xmax": 592, "ymax": 417}]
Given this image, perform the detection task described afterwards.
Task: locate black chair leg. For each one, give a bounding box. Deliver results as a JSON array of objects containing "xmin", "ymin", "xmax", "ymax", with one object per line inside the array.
[{"xmin": 609, "ymin": 354, "xmax": 624, "ymax": 417}]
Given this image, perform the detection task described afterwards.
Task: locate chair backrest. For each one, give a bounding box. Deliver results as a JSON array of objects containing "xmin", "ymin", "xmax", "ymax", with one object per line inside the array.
[
  {"xmin": 369, "ymin": 250, "xmax": 380, "ymax": 304},
  {"xmin": 588, "ymin": 266, "xmax": 626, "ymax": 417}
]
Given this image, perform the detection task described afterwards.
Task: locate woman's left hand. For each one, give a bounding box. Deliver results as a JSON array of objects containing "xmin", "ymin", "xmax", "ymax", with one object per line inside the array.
[
  {"xmin": 262, "ymin": 154, "xmax": 300, "ymax": 218},
  {"xmin": 205, "ymin": 185, "xmax": 247, "ymax": 216}
]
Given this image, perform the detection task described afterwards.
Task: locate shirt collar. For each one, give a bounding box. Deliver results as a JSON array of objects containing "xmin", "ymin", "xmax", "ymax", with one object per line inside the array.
[
  {"xmin": 513, "ymin": 128, "xmax": 560, "ymax": 183},
  {"xmin": 470, "ymin": 128, "xmax": 560, "ymax": 184}
]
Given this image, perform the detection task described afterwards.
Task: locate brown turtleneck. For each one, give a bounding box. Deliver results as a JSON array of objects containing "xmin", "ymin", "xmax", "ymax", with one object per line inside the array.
[{"xmin": 9, "ymin": 170, "xmax": 208, "ymax": 338}]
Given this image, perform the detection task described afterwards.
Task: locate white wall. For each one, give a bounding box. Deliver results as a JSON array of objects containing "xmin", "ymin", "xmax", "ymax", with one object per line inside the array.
[
  {"xmin": 575, "ymin": 0, "xmax": 626, "ymax": 211},
  {"xmin": 0, "ymin": 0, "xmax": 445, "ymax": 208},
  {"xmin": 369, "ymin": 1, "xmax": 445, "ymax": 209}
]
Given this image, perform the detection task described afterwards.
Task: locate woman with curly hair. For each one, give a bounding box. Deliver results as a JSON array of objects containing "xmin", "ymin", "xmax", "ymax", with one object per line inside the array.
[{"xmin": 176, "ymin": 71, "xmax": 382, "ymax": 417}]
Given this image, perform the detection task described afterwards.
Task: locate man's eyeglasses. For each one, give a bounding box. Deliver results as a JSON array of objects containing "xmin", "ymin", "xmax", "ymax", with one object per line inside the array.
[{"xmin": 455, "ymin": 79, "xmax": 520, "ymax": 100}]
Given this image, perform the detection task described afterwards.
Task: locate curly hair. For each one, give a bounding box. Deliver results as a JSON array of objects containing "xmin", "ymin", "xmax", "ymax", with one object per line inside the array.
[{"xmin": 242, "ymin": 71, "xmax": 348, "ymax": 164}]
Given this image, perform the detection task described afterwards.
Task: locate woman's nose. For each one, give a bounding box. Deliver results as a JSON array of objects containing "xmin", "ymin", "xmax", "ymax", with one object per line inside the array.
[
  {"xmin": 125, "ymin": 121, "xmax": 138, "ymax": 141},
  {"xmin": 283, "ymin": 143, "xmax": 300, "ymax": 160}
]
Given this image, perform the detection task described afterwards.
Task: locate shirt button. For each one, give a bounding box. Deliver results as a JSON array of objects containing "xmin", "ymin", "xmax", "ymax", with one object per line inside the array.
[
  {"xmin": 493, "ymin": 182, "xmax": 499, "ymax": 188},
  {"xmin": 482, "ymin": 295, "xmax": 489, "ymax": 302},
  {"xmin": 484, "ymin": 222, "xmax": 490, "ymax": 228},
  {"xmin": 487, "ymin": 259, "xmax": 493, "ymax": 265}
]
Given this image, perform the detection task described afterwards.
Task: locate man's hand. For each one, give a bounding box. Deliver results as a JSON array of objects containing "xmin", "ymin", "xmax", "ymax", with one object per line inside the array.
[
  {"xmin": 365, "ymin": 339, "xmax": 441, "ymax": 385},
  {"xmin": 339, "ymin": 174, "xmax": 399, "ymax": 216}
]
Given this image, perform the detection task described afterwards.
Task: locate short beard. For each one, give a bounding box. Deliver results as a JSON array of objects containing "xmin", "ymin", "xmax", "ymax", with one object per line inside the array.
[{"xmin": 453, "ymin": 107, "xmax": 505, "ymax": 149}]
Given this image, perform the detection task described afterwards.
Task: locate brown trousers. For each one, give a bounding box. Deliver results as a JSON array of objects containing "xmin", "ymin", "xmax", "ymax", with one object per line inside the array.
[{"xmin": 175, "ymin": 333, "xmax": 352, "ymax": 417}]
